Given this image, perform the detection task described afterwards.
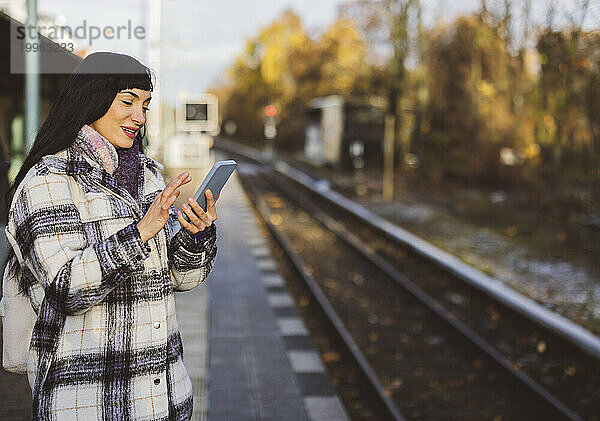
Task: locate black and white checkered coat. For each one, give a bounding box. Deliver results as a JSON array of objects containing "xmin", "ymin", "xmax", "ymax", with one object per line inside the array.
[{"xmin": 4, "ymin": 131, "xmax": 217, "ymax": 420}]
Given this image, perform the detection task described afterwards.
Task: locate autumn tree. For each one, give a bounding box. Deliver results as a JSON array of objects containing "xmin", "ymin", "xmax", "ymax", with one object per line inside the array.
[
  {"xmin": 537, "ymin": 24, "xmax": 599, "ymax": 185},
  {"xmin": 216, "ymin": 10, "xmax": 373, "ymax": 152},
  {"xmin": 216, "ymin": 1, "xmax": 599, "ymax": 193}
]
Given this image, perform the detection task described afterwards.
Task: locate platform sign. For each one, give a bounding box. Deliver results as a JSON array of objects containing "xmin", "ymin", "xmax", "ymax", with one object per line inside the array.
[
  {"xmin": 186, "ymin": 103, "xmax": 208, "ymax": 121},
  {"xmin": 169, "ymin": 93, "xmax": 218, "ymax": 168},
  {"xmin": 177, "ymin": 93, "xmax": 219, "ymax": 135}
]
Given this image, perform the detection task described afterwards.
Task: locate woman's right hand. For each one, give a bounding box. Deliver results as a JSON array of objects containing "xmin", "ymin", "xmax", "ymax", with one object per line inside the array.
[{"xmin": 136, "ymin": 171, "xmax": 192, "ymax": 243}]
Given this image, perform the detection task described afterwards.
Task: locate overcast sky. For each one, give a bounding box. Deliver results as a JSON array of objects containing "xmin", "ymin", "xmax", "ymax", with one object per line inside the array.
[
  {"xmin": 35, "ymin": 0, "xmax": 598, "ymax": 106},
  {"xmin": 38, "ymin": 0, "xmax": 346, "ymax": 105}
]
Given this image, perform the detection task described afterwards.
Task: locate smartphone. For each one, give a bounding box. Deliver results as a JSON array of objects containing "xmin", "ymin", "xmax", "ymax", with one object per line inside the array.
[{"xmin": 183, "ymin": 160, "xmax": 237, "ymax": 222}]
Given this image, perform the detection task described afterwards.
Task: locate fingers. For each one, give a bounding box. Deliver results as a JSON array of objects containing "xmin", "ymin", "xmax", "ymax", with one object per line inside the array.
[
  {"xmin": 163, "ymin": 172, "xmax": 192, "ymax": 199},
  {"xmin": 184, "ymin": 197, "xmax": 212, "ymax": 226},
  {"xmin": 161, "ymin": 189, "xmax": 180, "ymax": 210},
  {"xmin": 206, "ymin": 190, "xmax": 217, "ymax": 219},
  {"xmin": 178, "ymin": 171, "xmax": 192, "ymax": 183},
  {"xmin": 177, "ymin": 209, "xmax": 199, "ymax": 234}
]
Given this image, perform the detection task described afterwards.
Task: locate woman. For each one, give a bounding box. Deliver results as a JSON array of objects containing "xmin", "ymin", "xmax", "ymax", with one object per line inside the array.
[{"xmin": 2, "ymin": 52, "xmax": 217, "ymax": 420}]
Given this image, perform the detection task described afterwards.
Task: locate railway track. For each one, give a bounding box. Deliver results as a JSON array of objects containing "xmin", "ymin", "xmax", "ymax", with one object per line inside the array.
[{"xmin": 216, "ymin": 143, "xmax": 599, "ymax": 420}]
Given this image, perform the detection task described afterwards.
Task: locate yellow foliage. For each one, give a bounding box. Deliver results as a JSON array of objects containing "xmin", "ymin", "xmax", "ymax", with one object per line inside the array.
[
  {"xmin": 476, "ymin": 79, "xmax": 496, "ymax": 97},
  {"xmin": 318, "ymin": 18, "xmax": 366, "ymax": 94},
  {"xmin": 257, "ymin": 12, "xmax": 305, "ymax": 80},
  {"xmin": 216, "ymin": 9, "xmax": 372, "ymax": 145},
  {"xmin": 523, "ymin": 142, "xmax": 541, "ymax": 159},
  {"xmin": 261, "ymin": 44, "xmax": 284, "ymax": 84},
  {"xmin": 543, "ymin": 114, "xmax": 557, "ymax": 136},
  {"xmin": 289, "ymin": 32, "xmax": 306, "ymax": 49}
]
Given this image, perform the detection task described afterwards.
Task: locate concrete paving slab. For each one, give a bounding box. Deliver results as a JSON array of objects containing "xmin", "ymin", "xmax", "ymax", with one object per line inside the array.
[
  {"xmin": 303, "ymin": 397, "xmax": 349, "ymax": 421},
  {"xmin": 277, "ymin": 318, "xmax": 310, "ymax": 336},
  {"xmin": 261, "ymin": 274, "xmax": 285, "ymax": 288},
  {"xmin": 267, "ymin": 293, "xmax": 295, "ymax": 308},
  {"xmin": 255, "ymin": 258, "xmax": 277, "ymax": 272},
  {"xmin": 288, "ymin": 351, "xmax": 326, "ymax": 373}
]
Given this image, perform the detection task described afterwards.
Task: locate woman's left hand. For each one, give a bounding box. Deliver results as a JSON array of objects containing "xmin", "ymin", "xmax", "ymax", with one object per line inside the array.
[{"xmin": 177, "ymin": 189, "xmax": 219, "ymax": 234}]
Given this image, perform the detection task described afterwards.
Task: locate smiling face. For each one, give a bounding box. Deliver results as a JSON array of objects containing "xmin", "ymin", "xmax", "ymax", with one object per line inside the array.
[{"xmin": 89, "ymin": 88, "xmax": 152, "ymax": 149}]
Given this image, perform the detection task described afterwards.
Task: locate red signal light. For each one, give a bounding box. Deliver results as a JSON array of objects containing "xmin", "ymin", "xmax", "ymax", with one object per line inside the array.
[{"xmin": 265, "ymin": 105, "xmax": 277, "ymax": 117}]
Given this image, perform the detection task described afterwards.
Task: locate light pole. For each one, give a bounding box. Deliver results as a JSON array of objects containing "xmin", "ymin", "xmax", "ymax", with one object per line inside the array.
[
  {"xmin": 25, "ymin": 0, "xmax": 40, "ymax": 153},
  {"xmin": 263, "ymin": 104, "xmax": 278, "ymax": 161},
  {"xmin": 147, "ymin": 0, "xmax": 163, "ymax": 161}
]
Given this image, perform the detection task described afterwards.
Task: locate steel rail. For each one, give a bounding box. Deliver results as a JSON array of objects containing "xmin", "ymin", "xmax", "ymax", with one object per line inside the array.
[
  {"xmin": 215, "ymin": 138, "xmax": 600, "ymax": 362},
  {"xmin": 241, "ymin": 169, "xmax": 406, "ymax": 421},
  {"xmin": 263, "ymin": 169, "xmax": 582, "ymax": 420}
]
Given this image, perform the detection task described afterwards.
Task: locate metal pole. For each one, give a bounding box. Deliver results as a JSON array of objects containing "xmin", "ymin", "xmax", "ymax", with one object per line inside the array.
[
  {"xmin": 25, "ymin": 0, "xmax": 40, "ymax": 153},
  {"xmin": 147, "ymin": 0, "xmax": 162, "ymax": 161},
  {"xmin": 383, "ymin": 114, "xmax": 395, "ymax": 200}
]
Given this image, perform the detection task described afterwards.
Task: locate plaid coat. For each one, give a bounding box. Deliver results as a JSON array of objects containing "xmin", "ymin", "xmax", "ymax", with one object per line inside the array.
[{"xmin": 4, "ymin": 129, "xmax": 217, "ymax": 420}]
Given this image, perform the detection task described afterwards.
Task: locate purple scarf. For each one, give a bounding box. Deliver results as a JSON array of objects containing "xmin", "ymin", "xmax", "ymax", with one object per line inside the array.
[
  {"xmin": 78, "ymin": 124, "xmax": 139, "ymax": 202},
  {"xmin": 113, "ymin": 136, "xmax": 141, "ymax": 203}
]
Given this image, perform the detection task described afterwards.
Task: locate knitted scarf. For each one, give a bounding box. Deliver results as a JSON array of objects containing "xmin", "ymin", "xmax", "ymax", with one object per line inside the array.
[{"xmin": 79, "ymin": 124, "xmax": 140, "ymax": 203}]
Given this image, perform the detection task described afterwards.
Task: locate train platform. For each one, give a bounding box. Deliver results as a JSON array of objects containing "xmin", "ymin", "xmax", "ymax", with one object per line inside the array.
[
  {"xmin": 171, "ymin": 162, "xmax": 349, "ymax": 421},
  {"xmin": 0, "ymin": 160, "xmax": 349, "ymax": 421}
]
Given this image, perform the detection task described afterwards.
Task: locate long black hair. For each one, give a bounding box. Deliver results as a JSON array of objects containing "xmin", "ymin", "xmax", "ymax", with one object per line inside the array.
[{"xmin": 3, "ymin": 51, "xmax": 154, "ymax": 295}]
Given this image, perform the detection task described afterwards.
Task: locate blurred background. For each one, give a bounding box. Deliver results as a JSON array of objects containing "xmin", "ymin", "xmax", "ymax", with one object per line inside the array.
[
  {"xmin": 208, "ymin": 0, "xmax": 600, "ymax": 336},
  {"xmin": 0, "ymin": 0, "xmax": 599, "ymax": 419}
]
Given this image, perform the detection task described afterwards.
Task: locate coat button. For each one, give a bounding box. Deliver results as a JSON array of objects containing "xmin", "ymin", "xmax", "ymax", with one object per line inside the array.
[
  {"xmin": 153, "ymin": 321, "xmax": 161, "ymax": 329},
  {"xmin": 154, "ymin": 378, "xmax": 160, "ymax": 385}
]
